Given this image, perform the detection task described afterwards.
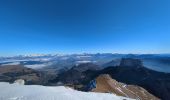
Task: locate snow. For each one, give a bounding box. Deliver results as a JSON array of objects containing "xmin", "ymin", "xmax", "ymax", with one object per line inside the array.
[
  {"xmin": 0, "ymin": 82, "xmax": 134, "ymax": 100},
  {"xmin": 116, "ymin": 87, "xmax": 129, "ymax": 97}
]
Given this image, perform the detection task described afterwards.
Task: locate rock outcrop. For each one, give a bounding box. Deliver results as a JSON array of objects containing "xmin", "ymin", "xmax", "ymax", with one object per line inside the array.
[
  {"xmin": 89, "ymin": 74, "xmax": 159, "ymax": 100},
  {"xmin": 120, "ymin": 58, "xmax": 143, "ymax": 67},
  {"xmin": 0, "ymin": 65, "xmax": 46, "ymax": 85}
]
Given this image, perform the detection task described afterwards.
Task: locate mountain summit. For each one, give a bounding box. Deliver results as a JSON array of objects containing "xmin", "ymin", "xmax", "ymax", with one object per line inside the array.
[
  {"xmin": 88, "ymin": 74, "xmax": 159, "ymax": 100},
  {"xmin": 120, "ymin": 58, "xmax": 143, "ymax": 67}
]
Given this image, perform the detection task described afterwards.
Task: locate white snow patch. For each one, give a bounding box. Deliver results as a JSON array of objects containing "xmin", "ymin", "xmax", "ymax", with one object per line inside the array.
[
  {"xmin": 123, "ymin": 85, "xmax": 127, "ymax": 88},
  {"xmin": 0, "ymin": 82, "xmax": 134, "ymax": 100}
]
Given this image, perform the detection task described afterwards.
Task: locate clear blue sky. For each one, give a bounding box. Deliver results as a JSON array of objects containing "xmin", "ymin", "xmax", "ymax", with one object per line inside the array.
[{"xmin": 0, "ymin": 0, "xmax": 170, "ymax": 56}]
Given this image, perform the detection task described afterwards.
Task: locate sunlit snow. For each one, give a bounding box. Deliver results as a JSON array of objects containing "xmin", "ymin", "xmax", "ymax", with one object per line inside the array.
[{"xmin": 0, "ymin": 82, "xmax": 134, "ymax": 100}]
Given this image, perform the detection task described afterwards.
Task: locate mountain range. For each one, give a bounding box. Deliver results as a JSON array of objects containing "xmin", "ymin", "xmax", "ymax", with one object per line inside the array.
[
  {"xmin": 51, "ymin": 58, "xmax": 170, "ymax": 100},
  {"xmin": 0, "ymin": 54, "xmax": 170, "ymax": 100}
]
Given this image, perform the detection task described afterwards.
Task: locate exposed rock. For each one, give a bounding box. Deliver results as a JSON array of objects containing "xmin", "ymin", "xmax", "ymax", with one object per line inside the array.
[
  {"xmin": 103, "ymin": 59, "xmax": 121, "ymax": 68},
  {"xmin": 120, "ymin": 58, "xmax": 143, "ymax": 67},
  {"xmin": 99, "ymin": 63, "xmax": 170, "ymax": 100},
  {"xmin": 49, "ymin": 58, "xmax": 170, "ymax": 100},
  {"xmin": 0, "ymin": 65, "xmax": 49, "ymax": 85},
  {"xmin": 89, "ymin": 74, "xmax": 159, "ymax": 100},
  {"xmin": 72, "ymin": 63, "xmax": 101, "ymax": 72},
  {"xmin": 50, "ymin": 63, "xmax": 101, "ymax": 84}
]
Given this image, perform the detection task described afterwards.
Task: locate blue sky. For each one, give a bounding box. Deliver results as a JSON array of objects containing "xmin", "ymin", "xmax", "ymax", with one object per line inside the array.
[{"xmin": 0, "ymin": 0, "xmax": 170, "ymax": 56}]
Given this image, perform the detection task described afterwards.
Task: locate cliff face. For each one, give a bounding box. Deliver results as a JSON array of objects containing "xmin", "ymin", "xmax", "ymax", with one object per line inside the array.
[
  {"xmin": 51, "ymin": 63, "xmax": 101, "ymax": 85},
  {"xmin": 90, "ymin": 74, "xmax": 159, "ymax": 100},
  {"xmin": 0, "ymin": 65, "xmax": 47, "ymax": 85},
  {"xmin": 120, "ymin": 58, "xmax": 143, "ymax": 67}
]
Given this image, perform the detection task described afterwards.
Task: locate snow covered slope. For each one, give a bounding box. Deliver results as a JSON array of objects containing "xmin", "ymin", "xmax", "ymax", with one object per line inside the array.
[{"xmin": 0, "ymin": 82, "xmax": 134, "ymax": 100}]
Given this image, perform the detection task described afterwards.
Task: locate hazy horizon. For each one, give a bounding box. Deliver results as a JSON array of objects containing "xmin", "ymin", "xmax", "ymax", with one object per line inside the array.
[{"xmin": 1, "ymin": 52, "xmax": 170, "ymax": 57}]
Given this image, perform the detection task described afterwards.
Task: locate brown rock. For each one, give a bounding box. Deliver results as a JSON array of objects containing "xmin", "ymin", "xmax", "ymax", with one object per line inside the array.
[{"xmin": 92, "ymin": 74, "xmax": 159, "ymax": 100}]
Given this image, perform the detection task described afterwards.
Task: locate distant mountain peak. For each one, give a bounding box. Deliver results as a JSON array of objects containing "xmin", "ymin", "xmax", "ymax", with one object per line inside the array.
[{"xmin": 120, "ymin": 58, "xmax": 143, "ymax": 67}]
